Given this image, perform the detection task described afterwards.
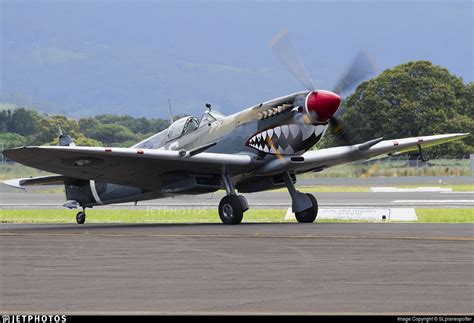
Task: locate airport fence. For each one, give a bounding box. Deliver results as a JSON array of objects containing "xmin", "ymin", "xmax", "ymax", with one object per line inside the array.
[{"xmin": 304, "ymin": 155, "xmax": 473, "ymax": 178}]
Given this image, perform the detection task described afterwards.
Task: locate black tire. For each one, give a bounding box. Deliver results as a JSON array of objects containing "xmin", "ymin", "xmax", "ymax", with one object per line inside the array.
[
  {"xmin": 219, "ymin": 195, "xmax": 244, "ymax": 225},
  {"xmin": 76, "ymin": 211, "xmax": 86, "ymax": 224},
  {"xmin": 237, "ymin": 195, "xmax": 249, "ymax": 212},
  {"xmin": 295, "ymin": 193, "xmax": 318, "ymax": 223}
]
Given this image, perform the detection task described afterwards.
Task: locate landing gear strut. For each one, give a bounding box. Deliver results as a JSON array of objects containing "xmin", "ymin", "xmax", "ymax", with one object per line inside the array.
[
  {"xmin": 218, "ymin": 175, "xmax": 248, "ymax": 225},
  {"xmin": 282, "ymin": 172, "xmax": 318, "ymax": 223},
  {"xmin": 76, "ymin": 209, "xmax": 86, "ymax": 224}
]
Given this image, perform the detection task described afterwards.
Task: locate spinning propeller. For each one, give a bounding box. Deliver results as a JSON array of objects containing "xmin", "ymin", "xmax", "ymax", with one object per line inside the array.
[{"xmin": 270, "ymin": 30, "xmax": 376, "ymax": 145}]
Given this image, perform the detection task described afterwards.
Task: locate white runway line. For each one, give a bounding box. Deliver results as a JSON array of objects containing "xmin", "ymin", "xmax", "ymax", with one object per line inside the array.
[
  {"xmin": 441, "ymin": 191, "xmax": 474, "ymax": 194},
  {"xmin": 392, "ymin": 200, "xmax": 473, "ymax": 204},
  {"xmin": 370, "ymin": 187, "xmax": 453, "ymax": 192}
]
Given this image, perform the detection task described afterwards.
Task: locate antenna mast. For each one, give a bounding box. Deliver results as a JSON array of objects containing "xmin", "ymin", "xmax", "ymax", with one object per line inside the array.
[{"xmin": 167, "ymin": 99, "xmax": 174, "ymax": 124}]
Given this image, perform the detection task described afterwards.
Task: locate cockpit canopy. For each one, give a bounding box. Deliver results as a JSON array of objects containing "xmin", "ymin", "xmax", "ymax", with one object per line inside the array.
[
  {"xmin": 166, "ymin": 110, "xmax": 226, "ymax": 142},
  {"xmin": 167, "ymin": 116, "xmax": 199, "ymax": 141}
]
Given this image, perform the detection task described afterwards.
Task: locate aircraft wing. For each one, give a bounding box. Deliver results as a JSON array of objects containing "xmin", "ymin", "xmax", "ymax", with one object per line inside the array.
[
  {"xmin": 2, "ymin": 146, "xmax": 259, "ymax": 189},
  {"xmin": 254, "ymin": 133, "xmax": 470, "ymax": 175}
]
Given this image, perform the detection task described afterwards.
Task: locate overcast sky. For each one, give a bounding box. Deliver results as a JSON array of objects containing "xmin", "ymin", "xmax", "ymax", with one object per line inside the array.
[{"xmin": 1, "ymin": 0, "xmax": 472, "ymax": 117}]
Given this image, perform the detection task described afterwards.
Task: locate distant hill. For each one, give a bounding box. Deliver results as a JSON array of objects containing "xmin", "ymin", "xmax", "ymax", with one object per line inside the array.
[{"xmin": 1, "ymin": 1, "xmax": 472, "ymax": 119}]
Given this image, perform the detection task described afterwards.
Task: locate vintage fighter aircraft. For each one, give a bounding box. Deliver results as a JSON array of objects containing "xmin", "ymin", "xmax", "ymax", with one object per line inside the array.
[{"xmin": 2, "ymin": 32, "xmax": 469, "ymax": 224}]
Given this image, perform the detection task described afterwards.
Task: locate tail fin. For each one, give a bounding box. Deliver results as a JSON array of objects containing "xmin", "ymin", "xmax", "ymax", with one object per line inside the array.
[{"xmin": 58, "ymin": 125, "xmax": 75, "ymax": 147}]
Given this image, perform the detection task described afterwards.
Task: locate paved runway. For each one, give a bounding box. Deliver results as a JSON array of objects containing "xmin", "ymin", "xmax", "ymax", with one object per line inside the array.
[
  {"xmin": 1, "ymin": 190, "xmax": 472, "ymax": 209},
  {"xmin": 1, "ymin": 223, "xmax": 473, "ymax": 314}
]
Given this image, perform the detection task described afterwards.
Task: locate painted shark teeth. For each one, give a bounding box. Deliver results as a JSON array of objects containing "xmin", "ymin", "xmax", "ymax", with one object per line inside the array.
[
  {"xmin": 301, "ymin": 125, "xmax": 316, "ymax": 141},
  {"xmin": 314, "ymin": 125, "xmax": 326, "ymax": 137},
  {"xmin": 274, "ymin": 127, "xmax": 281, "ymax": 138},
  {"xmin": 289, "ymin": 124, "xmax": 300, "ymax": 138},
  {"xmin": 247, "ymin": 124, "xmax": 328, "ymax": 155},
  {"xmin": 281, "ymin": 125, "xmax": 289, "ymax": 139}
]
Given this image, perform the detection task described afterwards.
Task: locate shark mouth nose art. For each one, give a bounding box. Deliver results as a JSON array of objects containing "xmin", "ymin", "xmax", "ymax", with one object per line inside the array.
[{"xmin": 246, "ymin": 124, "xmax": 327, "ymax": 155}]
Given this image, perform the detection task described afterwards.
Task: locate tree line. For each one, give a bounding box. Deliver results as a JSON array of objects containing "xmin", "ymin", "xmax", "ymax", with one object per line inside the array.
[
  {"xmin": 319, "ymin": 61, "xmax": 473, "ymax": 157},
  {"xmin": 0, "ymin": 109, "xmax": 172, "ymax": 148},
  {"xmin": 0, "ymin": 61, "xmax": 472, "ymax": 157}
]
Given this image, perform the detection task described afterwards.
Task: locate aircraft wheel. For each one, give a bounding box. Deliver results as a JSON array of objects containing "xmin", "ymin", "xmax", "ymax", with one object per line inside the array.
[
  {"xmin": 219, "ymin": 195, "xmax": 244, "ymax": 225},
  {"xmin": 76, "ymin": 211, "xmax": 86, "ymax": 224},
  {"xmin": 295, "ymin": 193, "xmax": 318, "ymax": 223}
]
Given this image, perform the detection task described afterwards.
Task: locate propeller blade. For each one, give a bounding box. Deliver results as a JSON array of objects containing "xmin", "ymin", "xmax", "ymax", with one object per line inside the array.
[
  {"xmin": 329, "ymin": 116, "xmax": 351, "ymax": 146},
  {"xmin": 332, "ymin": 50, "xmax": 376, "ymax": 95},
  {"xmin": 269, "ymin": 30, "xmax": 317, "ymax": 91},
  {"xmin": 329, "ymin": 51, "xmax": 376, "ymax": 145}
]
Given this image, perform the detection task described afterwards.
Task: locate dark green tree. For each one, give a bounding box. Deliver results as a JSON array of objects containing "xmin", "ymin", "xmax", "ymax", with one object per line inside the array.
[
  {"xmin": 0, "ymin": 132, "xmax": 27, "ymax": 149},
  {"xmin": 30, "ymin": 115, "xmax": 81, "ymax": 146},
  {"xmin": 85, "ymin": 123, "xmax": 140, "ymax": 145},
  {"xmin": 324, "ymin": 61, "xmax": 473, "ymax": 157},
  {"xmin": 95, "ymin": 114, "xmax": 170, "ymax": 134},
  {"xmin": 0, "ymin": 108, "xmax": 42, "ymax": 136},
  {"xmin": 79, "ymin": 117, "xmax": 102, "ymax": 137}
]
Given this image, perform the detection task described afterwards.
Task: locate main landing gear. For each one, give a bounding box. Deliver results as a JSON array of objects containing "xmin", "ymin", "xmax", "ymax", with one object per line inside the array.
[
  {"xmin": 216, "ymin": 173, "xmax": 318, "ymax": 224},
  {"xmin": 218, "ymin": 175, "xmax": 248, "ymax": 225},
  {"xmin": 282, "ymin": 172, "xmax": 318, "ymax": 223},
  {"xmin": 76, "ymin": 208, "xmax": 86, "ymax": 224}
]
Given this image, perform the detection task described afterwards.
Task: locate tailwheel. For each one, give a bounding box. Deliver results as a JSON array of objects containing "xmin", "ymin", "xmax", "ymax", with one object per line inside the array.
[
  {"xmin": 76, "ymin": 211, "xmax": 86, "ymax": 224},
  {"xmin": 295, "ymin": 193, "xmax": 318, "ymax": 223},
  {"xmin": 218, "ymin": 194, "xmax": 247, "ymax": 225}
]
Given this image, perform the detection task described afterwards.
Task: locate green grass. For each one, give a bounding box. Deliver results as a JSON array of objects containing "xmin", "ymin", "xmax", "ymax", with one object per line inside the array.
[
  {"xmin": 0, "ymin": 208, "xmax": 472, "ymax": 224},
  {"xmin": 0, "ymin": 209, "xmax": 287, "ymax": 224},
  {"xmin": 416, "ymin": 208, "xmax": 473, "ymax": 223}
]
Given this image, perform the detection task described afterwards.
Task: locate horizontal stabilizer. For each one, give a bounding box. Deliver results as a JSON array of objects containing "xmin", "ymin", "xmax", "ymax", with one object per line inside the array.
[{"xmin": 3, "ymin": 175, "xmax": 65, "ymax": 190}]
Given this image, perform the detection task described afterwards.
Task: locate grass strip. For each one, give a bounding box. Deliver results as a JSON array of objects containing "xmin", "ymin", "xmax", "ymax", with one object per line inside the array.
[{"xmin": 0, "ymin": 208, "xmax": 472, "ymax": 224}]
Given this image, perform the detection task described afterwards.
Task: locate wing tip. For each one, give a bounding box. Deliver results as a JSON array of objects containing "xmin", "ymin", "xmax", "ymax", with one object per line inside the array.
[
  {"xmin": 446, "ymin": 133, "xmax": 471, "ymax": 140},
  {"xmin": 2, "ymin": 146, "xmax": 42, "ymax": 160},
  {"xmin": 3, "ymin": 179, "xmax": 25, "ymax": 190}
]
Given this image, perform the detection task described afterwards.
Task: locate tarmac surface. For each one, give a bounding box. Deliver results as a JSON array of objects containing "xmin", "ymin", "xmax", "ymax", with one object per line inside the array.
[
  {"xmin": 1, "ymin": 190, "xmax": 472, "ymax": 209},
  {"xmin": 1, "ymin": 223, "xmax": 473, "ymax": 314}
]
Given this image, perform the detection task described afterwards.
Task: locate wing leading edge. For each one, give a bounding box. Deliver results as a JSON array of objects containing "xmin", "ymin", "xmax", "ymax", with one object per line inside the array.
[
  {"xmin": 3, "ymin": 146, "xmax": 259, "ymax": 190},
  {"xmin": 3, "ymin": 133, "xmax": 469, "ymax": 188},
  {"xmin": 254, "ymin": 133, "xmax": 470, "ymax": 175}
]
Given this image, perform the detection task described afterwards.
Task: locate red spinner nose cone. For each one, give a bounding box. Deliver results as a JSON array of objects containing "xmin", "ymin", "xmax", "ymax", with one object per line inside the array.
[{"xmin": 305, "ymin": 90, "xmax": 341, "ymax": 122}]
